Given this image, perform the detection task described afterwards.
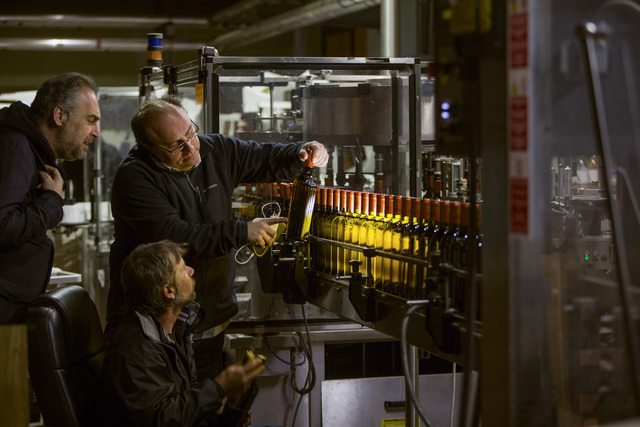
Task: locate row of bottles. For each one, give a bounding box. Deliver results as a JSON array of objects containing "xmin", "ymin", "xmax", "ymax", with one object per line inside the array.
[
  {"xmin": 309, "ymin": 188, "xmax": 483, "ymax": 310},
  {"xmin": 422, "ymin": 153, "xmax": 482, "ymax": 202},
  {"xmin": 238, "ymin": 182, "xmax": 292, "ymax": 220},
  {"xmin": 234, "ymin": 184, "xmax": 482, "ymax": 314}
]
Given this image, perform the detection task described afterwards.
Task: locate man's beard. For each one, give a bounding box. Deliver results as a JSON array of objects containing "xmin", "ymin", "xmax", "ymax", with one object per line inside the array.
[
  {"xmin": 58, "ymin": 128, "xmax": 90, "ymax": 161},
  {"xmin": 174, "ymin": 279, "xmax": 196, "ymax": 308}
]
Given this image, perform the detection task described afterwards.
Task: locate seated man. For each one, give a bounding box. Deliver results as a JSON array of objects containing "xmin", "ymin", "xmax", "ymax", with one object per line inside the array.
[{"xmin": 101, "ymin": 240, "xmax": 264, "ymax": 426}]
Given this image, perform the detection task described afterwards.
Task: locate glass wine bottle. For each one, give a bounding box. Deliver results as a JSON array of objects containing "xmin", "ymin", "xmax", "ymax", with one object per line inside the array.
[
  {"xmin": 373, "ymin": 194, "xmax": 387, "ymax": 289},
  {"xmin": 311, "ymin": 187, "xmax": 327, "ymax": 271},
  {"xmin": 424, "ymin": 199, "xmax": 441, "ymax": 285},
  {"xmin": 405, "ymin": 197, "xmax": 422, "ymax": 299},
  {"xmin": 418, "ymin": 198, "xmax": 432, "ymax": 299},
  {"xmin": 320, "ymin": 188, "xmax": 335, "ymax": 274},
  {"xmin": 342, "ymin": 190, "xmax": 356, "ymax": 275},
  {"xmin": 285, "ymin": 148, "xmax": 317, "ymax": 242},
  {"xmin": 329, "ymin": 189, "xmax": 343, "ymax": 275},
  {"xmin": 450, "ymin": 202, "xmax": 470, "ymax": 313},
  {"xmin": 360, "ymin": 193, "xmax": 377, "ymax": 283},
  {"xmin": 390, "ymin": 196, "xmax": 410, "ymax": 296},
  {"xmin": 382, "ymin": 195, "xmax": 401, "ymax": 293},
  {"xmin": 353, "ymin": 192, "xmax": 368, "ymax": 268}
]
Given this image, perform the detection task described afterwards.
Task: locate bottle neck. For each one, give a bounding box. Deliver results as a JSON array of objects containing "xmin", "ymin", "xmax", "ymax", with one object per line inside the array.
[
  {"xmin": 460, "ymin": 202, "xmax": 471, "ymax": 235},
  {"xmin": 360, "ymin": 193, "xmax": 369, "ymax": 218},
  {"xmin": 367, "ymin": 193, "xmax": 377, "ymax": 220},
  {"xmin": 439, "ymin": 201, "xmax": 451, "ymax": 229},
  {"xmin": 421, "ymin": 198, "xmax": 430, "ymax": 227},
  {"xmin": 449, "ymin": 201, "xmax": 461, "ymax": 231},
  {"xmin": 333, "ymin": 189, "xmax": 342, "ymax": 214},
  {"xmin": 411, "ymin": 197, "xmax": 421, "ymax": 225},
  {"xmin": 304, "ymin": 147, "xmax": 314, "ymax": 169},
  {"xmin": 340, "ymin": 190, "xmax": 348, "ymax": 214},
  {"xmin": 430, "ymin": 200, "xmax": 441, "ymax": 226}
]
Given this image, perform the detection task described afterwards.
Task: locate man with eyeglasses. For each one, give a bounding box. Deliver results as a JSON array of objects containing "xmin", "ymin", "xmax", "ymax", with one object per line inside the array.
[
  {"xmin": 0, "ymin": 72, "xmax": 101, "ymax": 323},
  {"xmin": 106, "ymin": 95, "xmax": 328, "ymax": 382}
]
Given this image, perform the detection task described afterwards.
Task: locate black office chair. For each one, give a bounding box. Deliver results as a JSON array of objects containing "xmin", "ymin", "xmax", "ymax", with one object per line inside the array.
[{"xmin": 24, "ymin": 285, "xmax": 106, "ymax": 427}]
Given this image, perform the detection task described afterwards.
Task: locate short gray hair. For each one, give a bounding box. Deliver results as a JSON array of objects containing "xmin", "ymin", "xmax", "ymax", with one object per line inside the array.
[{"xmin": 30, "ymin": 72, "xmax": 97, "ymax": 125}]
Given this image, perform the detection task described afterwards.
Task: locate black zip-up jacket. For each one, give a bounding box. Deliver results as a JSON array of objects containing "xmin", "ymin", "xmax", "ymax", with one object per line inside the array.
[
  {"xmin": 100, "ymin": 303, "xmax": 226, "ymax": 426},
  {"xmin": 107, "ymin": 134, "xmax": 304, "ymax": 331},
  {"xmin": 0, "ymin": 102, "xmax": 63, "ymax": 319}
]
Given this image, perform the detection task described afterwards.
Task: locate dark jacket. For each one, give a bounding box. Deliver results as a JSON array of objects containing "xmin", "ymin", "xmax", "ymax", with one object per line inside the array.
[
  {"xmin": 100, "ymin": 303, "xmax": 226, "ymax": 426},
  {"xmin": 107, "ymin": 134, "xmax": 304, "ymax": 331},
  {"xmin": 0, "ymin": 102, "xmax": 63, "ymax": 321}
]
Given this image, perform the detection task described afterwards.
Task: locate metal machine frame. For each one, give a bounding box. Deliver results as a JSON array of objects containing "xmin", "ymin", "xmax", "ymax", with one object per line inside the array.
[{"xmin": 138, "ymin": 50, "xmax": 479, "ymax": 426}]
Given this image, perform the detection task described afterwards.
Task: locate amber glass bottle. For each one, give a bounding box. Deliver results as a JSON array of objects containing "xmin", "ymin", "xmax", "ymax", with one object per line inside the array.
[
  {"xmin": 311, "ymin": 187, "xmax": 326, "ymax": 238},
  {"xmin": 285, "ymin": 148, "xmax": 317, "ymax": 242},
  {"xmin": 329, "ymin": 189, "xmax": 344, "ymax": 275},
  {"xmin": 239, "ymin": 183, "xmax": 254, "ymax": 220},
  {"xmin": 353, "ymin": 192, "xmax": 368, "ymax": 268},
  {"xmin": 319, "ymin": 188, "xmax": 335, "ymax": 274},
  {"xmin": 342, "ymin": 190, "xmax": 356, "ymax": 275},
  {"xmin": 441, "ymin": 201, "xmax": 461, "ymax": 265},
  {"xmin": 360, "ymin": 193, "xmax": 377, "ymax": 282},
  {"xmin": 281, "ymin": 183, "xmax": 292, "ymax": 219},
  {"xmin": 450, "ymin": 202, "xmax": 470, "ymax": 312},
  {"xmin": 331, "ymin": 190, "xmax": 349, "ymax": 276},
  {"xmin": 428, "ymin": 200, "xmax": 450, "ymax": 258},
  {"xmin": 382, "ymin": 195, "xmax": 401, "ymax": 293},
  {"xmin": 424, "ymin": 199, "xmax": 441, "ymax": 281},
  {"xmin": 418, "ymin": 198, "xmax": 432, "ymax": 298},
  {"xmin": 311, "ymin": 187, "xmax": 327, "ymax": 271},
  {"xmin": 405, "ymin": 197, "xmax": 422, "ymax": 299},
  {"xmin": 344, "ymin": 191, "xmax": 364, "ymax": 269},
  {"xmin": 373, "ymin": 194, "xmax": 387, "ymax": 289},
  {"xmin": 390, "ymin": 196, "xmax": 410, "ymax": 296}
]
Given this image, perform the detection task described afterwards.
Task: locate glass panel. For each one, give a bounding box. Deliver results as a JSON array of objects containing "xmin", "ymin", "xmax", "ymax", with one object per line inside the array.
[{"xmin": 540, "ymin": 2, "xmax": 640, "ymax": 423}]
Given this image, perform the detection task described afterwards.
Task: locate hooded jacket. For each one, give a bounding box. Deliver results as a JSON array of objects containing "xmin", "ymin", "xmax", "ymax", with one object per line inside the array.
[
  {"xmin": 0, "ymin": 101, "xmax": 63, "ymax": 315},
  {"xmin": 100, "ymin": 303, "xmax": 226, "ymax": 426},
  {"xmin": 107, "ymin": 134, "xmax": 304, "ymax": 331}
]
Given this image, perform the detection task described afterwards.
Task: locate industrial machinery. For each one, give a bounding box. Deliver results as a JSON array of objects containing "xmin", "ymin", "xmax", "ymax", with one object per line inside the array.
[
  {"xmin": 133, "ymin": 0, "xmax": 640, "ymax": 422},
  {"xmin": 137, "ymin": 52, "xmax": 439, "ymax": 344},
  {"xmin": 136, "ymin": 52, "xmax": 474, "ymax": 425}
]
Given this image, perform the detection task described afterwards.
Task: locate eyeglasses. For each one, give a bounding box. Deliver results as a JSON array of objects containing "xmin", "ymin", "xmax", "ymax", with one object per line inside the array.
[{"xmin": 147, "ymin": 120, "xmax": 199, "ymax": 154}]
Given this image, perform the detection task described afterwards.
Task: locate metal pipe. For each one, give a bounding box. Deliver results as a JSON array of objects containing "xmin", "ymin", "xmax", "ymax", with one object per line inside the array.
[
  {"xmin": 0, "ymin": 15, "xmax": 208, "ymax": 28},
  {"xmin": 380, "ymin": 0, "xmax": 400, "ymax": 57},
  {"xmin": 211, "ymin": 0, "xmax": 381, "ymax": 50},
  {"xmin": 0, "ymin": 38, "xmax": 204, "ymax": 52},
  {"xmin": 405, "ymin": 344, "xmax": 419, "ymax": 427}
]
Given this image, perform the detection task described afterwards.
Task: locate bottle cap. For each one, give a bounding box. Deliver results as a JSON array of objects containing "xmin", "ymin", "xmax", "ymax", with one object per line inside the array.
[{"xmin": 304, "ymin": 147, "xmax": 314, "ymax": 168}]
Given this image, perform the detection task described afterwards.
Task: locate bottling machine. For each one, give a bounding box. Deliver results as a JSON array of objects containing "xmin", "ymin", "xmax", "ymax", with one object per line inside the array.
[{"xmin": 118, "ymin": 0, "xmax": 640, "ymax": 423}]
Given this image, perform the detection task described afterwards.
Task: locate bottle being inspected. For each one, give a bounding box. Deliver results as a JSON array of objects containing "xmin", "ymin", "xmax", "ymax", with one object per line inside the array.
[
  {"xmin": 285, "ymin": 147, "xmax": 317, "ymax": 242},
  {"xmin": 217, "ymin": 350, "xmax": 266, "ymax": 427}
]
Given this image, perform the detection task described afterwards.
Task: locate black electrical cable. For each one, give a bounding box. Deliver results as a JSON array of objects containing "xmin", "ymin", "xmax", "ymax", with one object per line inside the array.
[
  {"xmin": 288, "ymin": 305, "xmax": 316, "ymax": 427},
  {"xmin": 401, "ymin": 303, "xmax": 432, "ymax": 427},
  {"xmin": 290, "ymin": 310, "xmax": 316, "ymax": 395}
]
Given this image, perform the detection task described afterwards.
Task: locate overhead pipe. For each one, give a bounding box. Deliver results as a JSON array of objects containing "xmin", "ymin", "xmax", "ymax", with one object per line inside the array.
[
  {"xmin": 211, "ymin": 0, "xmax": 381, "ymax": 51},
  {"xmin": 0, "ymin": 15, "xmax": 209, "ymax": 28},
  {"xmin": 0, "ymin": 38, "xmax": 204, "ymax": 52}
]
